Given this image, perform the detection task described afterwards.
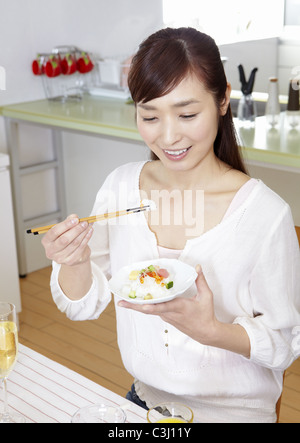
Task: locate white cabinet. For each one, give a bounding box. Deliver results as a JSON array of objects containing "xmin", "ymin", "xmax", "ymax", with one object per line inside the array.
[{"xmin": 0, "ymin": 153, "xmax": 21, "ymax": 313}]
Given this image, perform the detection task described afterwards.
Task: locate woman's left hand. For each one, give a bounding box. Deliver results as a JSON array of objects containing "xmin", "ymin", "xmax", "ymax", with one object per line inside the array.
[{"xmin": 118, "ymin": 265, "xmax": 219, "ymax": 345}]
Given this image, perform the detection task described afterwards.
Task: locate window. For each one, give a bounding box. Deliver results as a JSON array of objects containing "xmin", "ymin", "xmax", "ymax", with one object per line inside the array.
[
  {"xmin": 285, "ymin": 0, "xmax": 300, "ymax": 26},
  {"xmin": 163, "ymin": 0, "xmax": 285, "ymax": 44}
]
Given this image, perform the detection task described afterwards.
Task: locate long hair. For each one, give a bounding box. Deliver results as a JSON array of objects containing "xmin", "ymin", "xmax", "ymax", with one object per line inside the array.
[{"xmin": 128, "ymin": 27, "xmax": 247, "ymax": 174}]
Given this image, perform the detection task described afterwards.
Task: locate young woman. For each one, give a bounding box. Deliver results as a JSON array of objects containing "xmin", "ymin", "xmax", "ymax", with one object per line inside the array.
[{"xmin": 42, "ymin": 28, "xmax": 300, "ymax": 423}]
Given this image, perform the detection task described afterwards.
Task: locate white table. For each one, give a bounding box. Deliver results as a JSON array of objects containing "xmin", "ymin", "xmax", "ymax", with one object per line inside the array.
[{"xmin": 1, "ymin": 344, "xmax": 147, "ymax": 423}]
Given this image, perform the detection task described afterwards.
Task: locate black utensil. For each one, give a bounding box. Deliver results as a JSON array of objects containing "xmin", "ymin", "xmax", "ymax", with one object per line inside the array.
[{"xmin": 238, "ymin": 65, "xmax": 258, "ymax": 95}]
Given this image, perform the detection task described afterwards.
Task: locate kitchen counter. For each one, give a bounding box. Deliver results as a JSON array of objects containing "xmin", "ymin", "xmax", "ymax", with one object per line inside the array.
[
  {"xmin": 0, "ymin": 95, "xmax": 142, "ymax": 141},
  {"xmin": 236, "ymin": 114, "xmax": 300, "ymax": 170},
  {"xmin": 1, "ymin": 95, "xmax": 299, "ymax": 169}
]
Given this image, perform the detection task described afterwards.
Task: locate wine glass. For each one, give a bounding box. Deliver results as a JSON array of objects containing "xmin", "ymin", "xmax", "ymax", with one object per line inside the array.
[
  {"xmin": 71, "ymin": 404, "xmax": 127, "ymax": 423},
  {"xmin": 0, "ymin": 302, "xmax": 25, "ymax": 423}
]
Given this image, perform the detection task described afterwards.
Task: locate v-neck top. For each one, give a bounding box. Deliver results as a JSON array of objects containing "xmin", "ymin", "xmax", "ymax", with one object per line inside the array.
[
  {"xmin": 50, "ymin": 161, "xmax": 300, "ymax": 423},
  {"xmin": 157, "ymin": 178, "xmax": 259, "ymax": 259}
]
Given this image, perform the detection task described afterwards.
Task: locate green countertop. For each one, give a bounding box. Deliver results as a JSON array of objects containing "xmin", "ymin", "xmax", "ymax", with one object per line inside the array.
[
  {"xmin": 235, "ymin": 116, "xmax": 300, "ymax": 169},
  {"xmin": 1, "ymin": 95, "xmax": 300, "ymax": 169},
  {"xmin": 0, "ymin": 94, "xmax": 142, "ymax": 142}
]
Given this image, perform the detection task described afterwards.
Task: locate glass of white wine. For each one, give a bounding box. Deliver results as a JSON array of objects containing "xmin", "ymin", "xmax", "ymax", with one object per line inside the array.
[{"xmin": 0, "ymin": 302, "xmax": 25, "ymax": 423}]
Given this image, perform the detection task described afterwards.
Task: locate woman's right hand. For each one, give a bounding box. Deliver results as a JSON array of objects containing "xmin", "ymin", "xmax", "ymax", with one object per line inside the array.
[{"xmin": 41, "ymin": 214, "xmax": 94, "ymax": 267}]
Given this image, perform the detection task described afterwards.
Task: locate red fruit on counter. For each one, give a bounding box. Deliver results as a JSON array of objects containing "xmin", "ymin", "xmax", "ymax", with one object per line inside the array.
[
  {"xmin": 77, "ymin": 52, "xmax": 94, "ymax": 74},
  {"xmin": 45, "ymin": 55, "xmax": 61, "ymax": 78}
]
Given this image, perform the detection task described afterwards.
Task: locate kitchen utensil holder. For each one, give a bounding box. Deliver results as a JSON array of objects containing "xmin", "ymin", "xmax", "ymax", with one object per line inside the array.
[{"xmin": 237, "ymin": 93, "xmax": 257, "ymax": 127}]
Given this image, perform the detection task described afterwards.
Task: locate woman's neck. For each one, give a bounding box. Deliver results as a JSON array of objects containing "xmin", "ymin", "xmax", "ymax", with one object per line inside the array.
[{"xmin": 154, "ymin": 155, "xmax": 229, "ymax": 192}]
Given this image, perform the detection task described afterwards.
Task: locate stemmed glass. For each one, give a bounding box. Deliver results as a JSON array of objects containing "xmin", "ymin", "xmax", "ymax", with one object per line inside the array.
[{"xmin": 0, "ymin": 302, "xmax": 25, "ymax": 423}]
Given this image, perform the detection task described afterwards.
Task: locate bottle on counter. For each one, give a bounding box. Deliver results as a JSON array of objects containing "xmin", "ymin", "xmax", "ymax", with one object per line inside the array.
[
  {"xmin": 265, "ymin": 77, "xmax": 281, "ymax": 126},
  {"xmin": 286, "ymin": 79, "xmax": 300, "ymax": 128}
]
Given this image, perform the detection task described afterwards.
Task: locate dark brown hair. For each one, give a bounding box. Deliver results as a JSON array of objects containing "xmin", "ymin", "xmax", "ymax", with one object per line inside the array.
[{"xmin": 128, "ymin": 27, "xmax": 247, "ymax": 174}]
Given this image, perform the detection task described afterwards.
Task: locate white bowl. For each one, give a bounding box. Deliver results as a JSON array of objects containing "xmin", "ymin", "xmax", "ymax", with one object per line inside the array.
[{"xmin": 109, "ymin": 258, "xmax": 197, "ymax": 304}]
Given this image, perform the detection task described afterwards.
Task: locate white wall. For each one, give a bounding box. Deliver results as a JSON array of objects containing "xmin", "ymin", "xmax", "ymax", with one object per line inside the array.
[
  {"xmin": 0, "ymin": 0, "xmax": 162, "ymax": 103},
  {"xmin": 0, "ymin": 0, "xmax": 163, "ymax": 147},
  {"xmin": 219, "ymin": 38, "xmax": 279, "ymax": 93},
  {"xmin": 0, "ymin": 0, "xmax": 163, "ymax": 272},
  {"xmin": 278, "ymin": 36, "xmax": 300, "ymax": 94},
  {"xmin": 220, "ymin": 36, "xmax": 300, "ymax": 96}
]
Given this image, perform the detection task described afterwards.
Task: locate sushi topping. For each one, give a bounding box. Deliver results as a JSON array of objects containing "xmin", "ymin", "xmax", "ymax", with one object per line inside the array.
[{"xmin": 122, "ymin": 264, "xmax": 174, "ymax": 301}]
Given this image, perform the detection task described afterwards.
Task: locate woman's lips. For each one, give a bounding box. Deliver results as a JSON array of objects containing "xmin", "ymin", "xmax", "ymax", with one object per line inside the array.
[{"xmin": 163, "ymin": 147, "xmax": 191, "ymax": 161}]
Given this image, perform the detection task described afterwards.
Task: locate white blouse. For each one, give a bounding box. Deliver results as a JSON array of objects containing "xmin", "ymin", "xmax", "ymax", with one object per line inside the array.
[{"xmin": 50, "ymin": 161, "xmax": 300, "ymax": 423}]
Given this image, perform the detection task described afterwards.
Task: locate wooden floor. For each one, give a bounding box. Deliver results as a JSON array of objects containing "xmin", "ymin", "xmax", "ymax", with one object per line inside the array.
[{"xmin": 18, "ymin": 266, "xmax": 300, "ymax": 423}]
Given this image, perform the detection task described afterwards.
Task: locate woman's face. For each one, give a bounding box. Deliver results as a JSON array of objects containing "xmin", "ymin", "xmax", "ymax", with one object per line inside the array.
[{"xmin": 136, "ymin": 74, "xmax": 229, "ymax": 173}]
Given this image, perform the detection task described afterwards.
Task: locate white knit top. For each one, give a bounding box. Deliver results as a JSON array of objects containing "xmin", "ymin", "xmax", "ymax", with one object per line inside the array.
[{"xmin": 50, "ymin": 161, "xmax": 300, "ymax": 423}]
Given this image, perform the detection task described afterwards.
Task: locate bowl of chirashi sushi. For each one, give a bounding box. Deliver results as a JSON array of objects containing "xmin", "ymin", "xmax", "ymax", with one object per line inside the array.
[{"xmin": 109, "ymin": 259, "xmax": 198, "ymax": 304}]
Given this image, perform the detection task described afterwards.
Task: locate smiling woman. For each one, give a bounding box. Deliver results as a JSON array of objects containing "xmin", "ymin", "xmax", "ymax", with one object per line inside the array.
[
  {"xmin": 135, "ymin": 76, "xmax": 221, "ymax": 169},
  {"xmin": 42, "ymin": 26, "xmax": 300, "ymax": 424},
  {"xmin": 128, "ymin": 27, "xmax": 247, "ymax": 173}
]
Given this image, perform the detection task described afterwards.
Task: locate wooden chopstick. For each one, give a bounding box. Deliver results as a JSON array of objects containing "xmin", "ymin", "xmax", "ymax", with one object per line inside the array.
[{"xmin": 27, "ymin": 204, "xmax": 150, "ymax": 235}]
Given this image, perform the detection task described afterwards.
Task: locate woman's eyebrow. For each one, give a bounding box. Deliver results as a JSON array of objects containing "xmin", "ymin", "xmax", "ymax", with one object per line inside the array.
[
  {"xmin": 138, "ymin": 103, "xmax": 157, "ymax": 111},
  {"xmin": 173, "ymin": 99, "xmax": 201, "ymax": 108},
  {"xmin": 138, "ymin": 99, "xmax": 200, "ymax": 111}
]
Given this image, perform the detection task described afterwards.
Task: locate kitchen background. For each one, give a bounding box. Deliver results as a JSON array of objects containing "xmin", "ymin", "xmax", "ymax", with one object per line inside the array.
[{"xmin": 0, "ymin": 0, "xmax": 300, "ymax": 272}]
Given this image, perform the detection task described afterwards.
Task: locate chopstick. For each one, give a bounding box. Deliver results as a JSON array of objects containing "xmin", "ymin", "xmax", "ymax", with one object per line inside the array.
[{"xmin": 27, "ymin": 204, "xmax": 151, "ymax": 235}]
